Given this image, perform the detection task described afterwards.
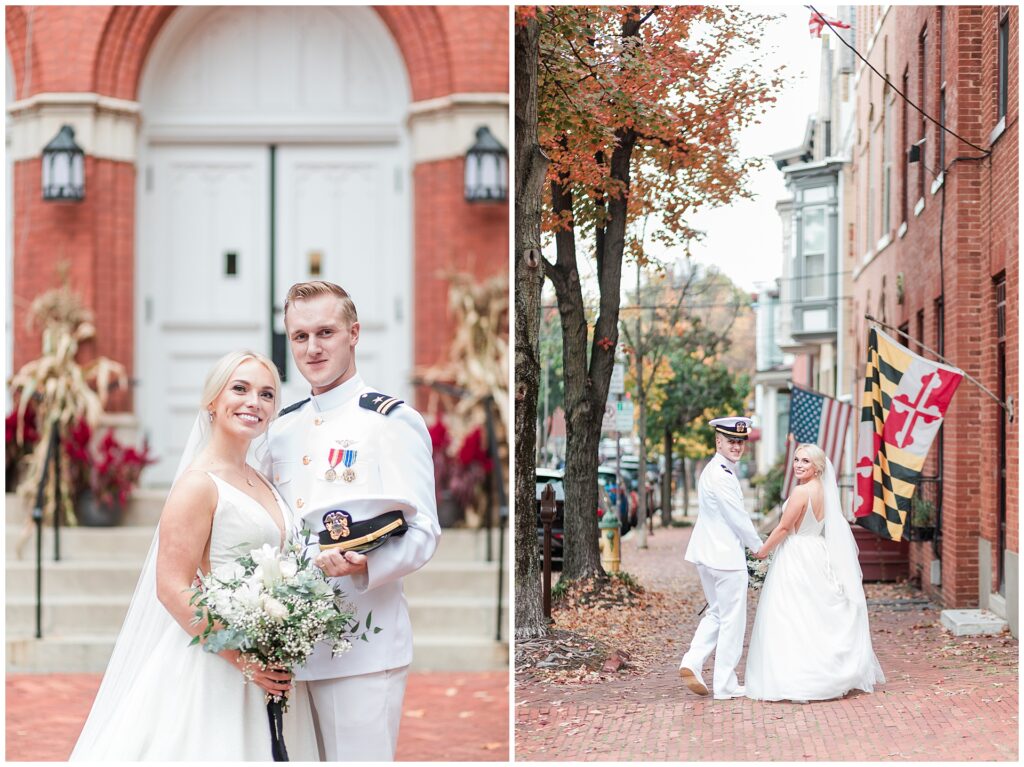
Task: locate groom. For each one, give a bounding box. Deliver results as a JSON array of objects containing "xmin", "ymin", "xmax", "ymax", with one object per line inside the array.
[
  {"xmin": 265, "ymin": 280, "xmax": 441, "ymax": 760},
  {"xmin": 678, "ymin": 416, "xmax": 761, "ymax": 700}
]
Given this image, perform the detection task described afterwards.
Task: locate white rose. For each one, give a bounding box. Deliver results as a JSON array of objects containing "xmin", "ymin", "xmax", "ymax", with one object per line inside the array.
[
  {"xmin": 212, "ymin": 561, "xmax": 245, "ymax": 583},
  {"xmin": 279, "ymin": 558, "xmax": 298, "ymax": 580},
  {"xmin": 212, "ymin": 591, "xmax": 237, "ymax": 619},
  {"xmin": 234, "ymin": 580, "xmax": 262, "ymax": 609},
  {"xmin": 261, "ymin": 594, "xmax": 289, "ymax": 622}
]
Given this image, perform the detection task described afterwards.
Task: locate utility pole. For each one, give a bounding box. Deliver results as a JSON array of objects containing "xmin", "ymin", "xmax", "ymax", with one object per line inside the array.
[{"xmin": 634, "ymin": 263, "xmax": 649, "ymax": 549}]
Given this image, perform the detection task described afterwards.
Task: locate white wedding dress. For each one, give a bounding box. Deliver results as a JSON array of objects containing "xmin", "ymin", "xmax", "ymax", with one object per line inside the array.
[
  {"xmin": 71, "ymin": 472, "xmax": 320, "ymax": 761},
  {"xmin": 745, "ymin": 473, "xmax": 885, "ymax": 702}
]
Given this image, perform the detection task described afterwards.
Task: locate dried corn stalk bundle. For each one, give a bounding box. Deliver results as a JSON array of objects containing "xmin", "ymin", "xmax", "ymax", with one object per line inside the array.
[
  {"xmin": 9, "ymin": 279, "xmax": 127, "ymax": 525},
  {"xmin": 415, "ymin": 272, "xmax": 509, "ymax": 526}
]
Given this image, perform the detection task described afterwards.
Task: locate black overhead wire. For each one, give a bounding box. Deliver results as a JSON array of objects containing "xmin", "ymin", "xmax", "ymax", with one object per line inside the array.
[{"xmin": 807, "ymin": 4, "xmax": 991, "ymax": 159}]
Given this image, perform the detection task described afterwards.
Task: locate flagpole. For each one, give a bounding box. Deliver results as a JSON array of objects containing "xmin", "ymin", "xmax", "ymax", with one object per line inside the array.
[{"xmin": 864, "ymin": 314, "xmax": 1014, "ymax": 421}]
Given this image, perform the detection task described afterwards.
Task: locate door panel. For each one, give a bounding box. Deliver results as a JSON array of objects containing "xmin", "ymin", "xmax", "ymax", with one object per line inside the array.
[
  {"xmin": 140, "ymin": 146, "xmax": 269, "ymax": 485},
  {"xmin": 274, "ymin": 146, "xmax": 410, "ymax": 407}
]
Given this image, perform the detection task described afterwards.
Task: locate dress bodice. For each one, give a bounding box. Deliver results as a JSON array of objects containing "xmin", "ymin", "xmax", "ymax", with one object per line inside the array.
[
  {"xmin": 206, "ymin": 472, "xmax": 288, "ymax": 569},
  {"xmin": 793, "ymin": 498, "xmax": 825, "ymax": 537}
]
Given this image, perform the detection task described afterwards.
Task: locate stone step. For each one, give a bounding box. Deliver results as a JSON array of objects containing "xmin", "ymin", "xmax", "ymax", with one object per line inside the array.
[
  {"xmin": 6, "ymin": 634, "xmax": 509, "ymax": 673},
  {"xmin": 940, "ymin": 608, "xmax": 1009, "ymax": 636},
  {"xmin": 5, "ymin": 559, "xmax": 500, "ymax": 600},
  {"xmin": 6, "ymin": 526, "xmax": 156, "ymax": 563},
  {"xmin": 6, "ymin": 595, "xmax": 508, "ymax": 639},
  {"xmin": 5, "ymin": 491, "xmax": 164, "ymax": 526}
]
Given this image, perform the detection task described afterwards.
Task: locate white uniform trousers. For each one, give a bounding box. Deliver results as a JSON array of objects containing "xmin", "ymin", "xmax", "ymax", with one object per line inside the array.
[
  {"xmin": 306, "ymin": 666, "xmax": 409, "ymax": 761},
  {"xmin": 680, "ymin": 565, "xmax": 748, "ymax": 696}
]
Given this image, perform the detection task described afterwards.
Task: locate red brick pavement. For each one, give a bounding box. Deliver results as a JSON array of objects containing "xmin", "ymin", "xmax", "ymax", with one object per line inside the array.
[
  {"xmin": 516, "ymin": 525, "xmax": 1019, "ymax": 761},
  {"xmin": 6, "ymin": 671, "xmax": 509, "ymax": 762}
]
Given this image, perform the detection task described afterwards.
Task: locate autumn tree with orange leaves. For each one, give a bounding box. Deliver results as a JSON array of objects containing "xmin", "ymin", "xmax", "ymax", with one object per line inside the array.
[{"xmin": 524, "ymin": 5, "xmax": 784, "ymax": 581}]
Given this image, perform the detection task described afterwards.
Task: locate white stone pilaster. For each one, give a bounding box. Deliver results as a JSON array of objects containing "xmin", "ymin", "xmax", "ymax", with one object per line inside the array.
[
  {"xmin": 7, "ymin": 92, "xmax": 140, "ymax": 163},
  {"xmin": 407, "ymin": 92, "xmax": 508, "ymax": 165}
]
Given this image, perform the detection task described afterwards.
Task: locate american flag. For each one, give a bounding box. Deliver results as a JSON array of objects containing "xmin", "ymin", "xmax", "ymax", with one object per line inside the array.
[
  {"xmin": 781, "ymin": 385, "xmax": 855, "ymax": 500},
  {"xmin": 808, "ymin": 10, "xmax": 851, "ymax": 38}
]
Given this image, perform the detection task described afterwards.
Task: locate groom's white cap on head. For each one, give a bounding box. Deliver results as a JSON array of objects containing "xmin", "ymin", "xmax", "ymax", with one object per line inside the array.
[{"xmin": 709, "ymin": 416, "xmax": 753, "ymax": 440}]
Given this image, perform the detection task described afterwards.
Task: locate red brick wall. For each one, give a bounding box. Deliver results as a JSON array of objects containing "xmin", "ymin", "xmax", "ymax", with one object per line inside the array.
[
  {"xmin": 849, "ymin": 6, "xmax": 1018, "ymax": 606},
  {"xmin": 11, "ymin": 157, "xmax": 136, "ymax": 411},
  {"xmin": 412, "ymin": 158, "xmax": 509, "ymax": 371}
]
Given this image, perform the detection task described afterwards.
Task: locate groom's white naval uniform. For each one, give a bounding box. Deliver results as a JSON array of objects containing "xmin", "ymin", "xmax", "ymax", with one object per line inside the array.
[
  {"xmin": 680, "ymin": 416, "xmax": 762, "ymax": 700},
  {"xmin": 266, "ymin": 373, "xmax": 440, "ymax": 760}
]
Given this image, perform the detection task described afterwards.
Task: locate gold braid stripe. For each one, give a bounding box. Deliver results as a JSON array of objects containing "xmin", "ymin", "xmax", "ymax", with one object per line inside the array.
[{"xmin": 319, "ymin": 519, "xmax": 405, "ymax": 551}]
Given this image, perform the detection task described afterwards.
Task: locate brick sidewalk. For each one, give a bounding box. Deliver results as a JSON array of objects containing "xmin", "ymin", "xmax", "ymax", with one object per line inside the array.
[
  {"xmin": 6, "ymin": 671, "xmax": 508, "ymax": 762},
  {"xmin": 516, "ymin": 526, "xmax": 1018, "ymax": 761}
]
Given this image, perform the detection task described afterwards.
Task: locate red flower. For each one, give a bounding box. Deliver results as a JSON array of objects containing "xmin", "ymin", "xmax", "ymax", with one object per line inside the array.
[
  {"xmin": 456, "ymin": 427, "xmax": 493, "ymax": 473},
  {"xmin": 428, "ymin": 418, "xmax": 451, "ymax": 451}
]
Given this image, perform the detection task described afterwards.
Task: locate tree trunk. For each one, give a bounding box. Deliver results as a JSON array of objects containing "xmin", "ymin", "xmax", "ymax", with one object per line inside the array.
[
  {"xmin": 513, "ymin": 17, "xmax": 548, "ymax": 640},
  {"xmin": 542, "ymin": 14, "xmax": 642, "ymax": 583},
  {"xmin": 546, "ymin": 177, "xmax": 604, "ymax": 582},
  {"xmin": 661, "ymin": 426, "xmax": 673, "ymax": 526}
]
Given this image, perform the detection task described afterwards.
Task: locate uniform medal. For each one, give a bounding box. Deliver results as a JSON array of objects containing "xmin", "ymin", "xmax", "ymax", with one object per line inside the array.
[
  {"xmin": 326, "ymin": 448, "xmax": 344, "ymax": 482},
  {"xmin": 341, "ymin": 449, "xmax": 358, "ymax": 482}
]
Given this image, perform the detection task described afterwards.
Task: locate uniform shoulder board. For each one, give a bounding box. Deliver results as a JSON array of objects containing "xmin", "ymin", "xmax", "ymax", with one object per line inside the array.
[
  {"xmin": 720, "ymin": 464, "xmax": 733, "ymax": 475},
  {"xmin": 278, "ymin": 398, "xmax": 310, "ymax": 417},
  {"xmin": 359, "ymin": 392, "xmax": 405, "ymax": 416}
]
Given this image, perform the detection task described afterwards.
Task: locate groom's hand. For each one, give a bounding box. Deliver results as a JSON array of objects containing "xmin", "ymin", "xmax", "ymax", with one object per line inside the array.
[{"xmin": 315, "ymin": 549, "xmax": 369, "ymax": 577}]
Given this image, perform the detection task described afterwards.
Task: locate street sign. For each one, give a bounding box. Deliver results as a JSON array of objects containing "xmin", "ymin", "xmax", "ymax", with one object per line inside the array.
[
  {"xmin": 609, "ymin": 363, "xmax": 625, "ymax": 395},
  {"xmin": 615, "ymin": 399, "xmax": 634, "ymax": 432}
]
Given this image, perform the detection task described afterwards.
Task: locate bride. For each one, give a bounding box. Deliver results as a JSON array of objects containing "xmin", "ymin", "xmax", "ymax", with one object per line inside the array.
[
  {"xmin": 745, "ymin": 443, "xmax": 885, "ymax": 702},
  {"xmin": 71, "ymin": 350, "xmax": 319, "ymax": 760}
]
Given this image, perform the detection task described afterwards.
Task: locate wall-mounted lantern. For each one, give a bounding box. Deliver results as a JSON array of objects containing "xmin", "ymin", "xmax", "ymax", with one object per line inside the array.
[
  {"xmin": 464, "ymin": 125, "xmax": 507, "ymax": 203},
  {"xmin": 42, "ymin": 125, "xmax": 85, "ymax": 201}
]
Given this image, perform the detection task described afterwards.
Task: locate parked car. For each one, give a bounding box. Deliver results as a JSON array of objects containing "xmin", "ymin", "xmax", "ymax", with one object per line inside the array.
[{"xmin": 535, "ymin": 467, "xmax": 565, "ymax": 569}]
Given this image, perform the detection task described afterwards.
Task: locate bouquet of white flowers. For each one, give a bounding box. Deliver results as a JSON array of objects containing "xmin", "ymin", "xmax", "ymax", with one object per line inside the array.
[
  {"xmin": 189, "ymin": 536, "xmax": 378, "ymax": 760},
  {"xmin": 746, "ymin": 547, "xmax": 770, "ymax": 590}
]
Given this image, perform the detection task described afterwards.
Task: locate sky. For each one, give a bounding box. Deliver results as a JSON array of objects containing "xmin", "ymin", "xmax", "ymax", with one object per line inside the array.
[{"xmin": 661, "ymin": 5, "xmax": 832, "ymax": 294}]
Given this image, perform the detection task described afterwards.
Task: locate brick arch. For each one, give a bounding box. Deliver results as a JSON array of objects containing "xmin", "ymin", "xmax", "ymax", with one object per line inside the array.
[
  {"xmin": 4, "ymin": 6, "xmax": 43, "ymax": 101},
  {"xmin": 92, "ymin": 5, "xmax": 175, "ymax": 100},
  {"xmin": 375, "ymin": 7, "xmax": 454, "ymax": 102},
  {"xmin": 91, "ymin": 5, "xmax": 454, "ymax": 104}
]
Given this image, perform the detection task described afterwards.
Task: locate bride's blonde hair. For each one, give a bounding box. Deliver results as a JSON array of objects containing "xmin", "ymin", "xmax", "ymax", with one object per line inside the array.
[
  {"xmin": 201, "ymin": 350, "xmax": 282, "ymax": 415},
  {"xmin": 795, "ymin": 443, "xmax": 826, "ymax": 477}
]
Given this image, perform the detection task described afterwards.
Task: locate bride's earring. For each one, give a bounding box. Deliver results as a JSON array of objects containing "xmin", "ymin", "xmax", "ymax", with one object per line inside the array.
[{"xmin": 207, "ymin": 410, "xmax": 214, "ymax": 423}]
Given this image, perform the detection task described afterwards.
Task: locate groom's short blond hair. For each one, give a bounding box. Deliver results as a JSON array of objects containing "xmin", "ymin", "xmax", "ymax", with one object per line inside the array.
[{"xmin": 283, "ymin": 281, "xmax": 358, "ymax": 327}]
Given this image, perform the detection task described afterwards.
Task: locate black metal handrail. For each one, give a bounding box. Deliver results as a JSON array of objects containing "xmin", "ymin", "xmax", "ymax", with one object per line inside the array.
[{"xmin": 32, "ymin": 420, "xmax": 63, "ymax": 639}]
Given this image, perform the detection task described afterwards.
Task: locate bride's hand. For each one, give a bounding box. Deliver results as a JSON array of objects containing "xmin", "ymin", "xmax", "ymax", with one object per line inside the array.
[
  {"xmin": 755, "ymin": 547, "xmax": 769, "ymax": 560},
  {"xmin": 231, "ymin": 653, "xmax": 292, "ymax": 696}
]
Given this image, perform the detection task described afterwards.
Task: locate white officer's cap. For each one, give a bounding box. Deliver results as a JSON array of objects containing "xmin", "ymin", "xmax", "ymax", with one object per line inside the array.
[
  {"xmin": 301, "ymin": 495, "xmax": 417, "ymax": 554},
  {"xmin": 709, "ymin": 416, "xmax": 753, "ymax": 440}
]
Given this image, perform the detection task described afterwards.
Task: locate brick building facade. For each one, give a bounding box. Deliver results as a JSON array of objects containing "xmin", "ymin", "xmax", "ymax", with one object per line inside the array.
[
  {"xmin": 5, "ymin": 6, "xmax": 509, "ymax": 484},
  {"xmin": 847, "ymin": 6, "xmax": 1018, "ymax": 632}
]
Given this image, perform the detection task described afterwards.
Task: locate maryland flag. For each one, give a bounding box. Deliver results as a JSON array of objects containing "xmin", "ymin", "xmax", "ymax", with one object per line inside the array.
[{"xmin": 854, "ymin": 327, "xmax": 964, "ymax": 541}]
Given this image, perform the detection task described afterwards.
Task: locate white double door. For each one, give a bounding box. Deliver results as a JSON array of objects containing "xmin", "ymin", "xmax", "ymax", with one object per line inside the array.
[{"xmin": 139, "ymin": 144, "xmax": 410, "ymax": 485}]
